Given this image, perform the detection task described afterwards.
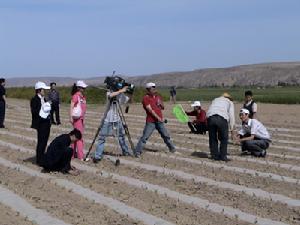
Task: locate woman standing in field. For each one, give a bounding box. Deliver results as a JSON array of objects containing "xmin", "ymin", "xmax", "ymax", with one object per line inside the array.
[{"xmin": 70, "ymin": 80, "xmax": 88, "ymax": 160}]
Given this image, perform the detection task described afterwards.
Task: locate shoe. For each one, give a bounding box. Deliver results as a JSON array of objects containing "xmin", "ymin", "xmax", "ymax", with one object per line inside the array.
[
  {"xmin": 0, "ymin": 125, "xmax": 5, "ymax": 128},
  {"xmin": 209, "ymin": 155, "xmax": 220, "ymax": 161},
  {"xmin": 51, "ymin": 121, "xmax": 57, "ymax": 125},
  {"xmin": 135, "ymin": 153, "xmax": 141, "ymax": 158},
  {"xmin": 169, "ymin": 148, "xmax": 176, "ymax": 153},
  {"xmin": 260, "ymin": 150, "xmax": 267, "ymax": 157},
  {"xmin": 56, "ymin": 122, "xmax": 61, "ymax": 125},
  {"xmin": 93, "ymin": 157, "xmax": 102, "ymax": 164},
  {"xmin": 122, "ymin": 152, "xmax": 132, "ymax": 157},
  {"xmin": 220, "ymin": 157, "xmax": 231, "ymax": 162}
]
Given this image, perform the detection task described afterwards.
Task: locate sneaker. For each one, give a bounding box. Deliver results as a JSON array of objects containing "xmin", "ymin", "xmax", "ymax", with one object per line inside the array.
[
  {"xmin": 260, "ymin": 150, "xmax": 267, "ymax": 157},
  {"xmin": 122, "ymin": 152, "xmax": 132, "ymax": 157},
  {"xmin": 169, "ymin": 148, "xmax": 176, "ymax": 153},
  {"xmin": 220, "ymin": 157, "xmax": 231, "ymax": 162},
  {"xmin": 93, "ymin": 157, "xmax": 102, "ymax": 164}
]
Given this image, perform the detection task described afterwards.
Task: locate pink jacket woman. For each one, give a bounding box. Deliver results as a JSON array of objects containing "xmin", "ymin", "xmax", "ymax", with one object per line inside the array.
[{"xmin": 70, "ymin": 80, "xmax": 88, "ymax": 160}]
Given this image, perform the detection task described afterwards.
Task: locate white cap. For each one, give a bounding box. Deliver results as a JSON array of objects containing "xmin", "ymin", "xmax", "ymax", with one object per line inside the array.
[
  {"xmin": 76, "ymin": 80, "xmax": 88, "ymax": 88},
  {"xmin": 145, "ymin": 82, "xmax": 156, "ymax": 88},
  {"xmin": 39, "ymin": 102, "xmax": 51, "ymax": 119},
  {"xmin": 191, "ymin": 101, "xmax": 201, "ymax": 107},
  {"xmin": 240, "ymin": 108, "xmax": 250, "ymax": 114},
  {"xmin": 35, "ymin": 81, "xmax": 50, "ymax": 90}
]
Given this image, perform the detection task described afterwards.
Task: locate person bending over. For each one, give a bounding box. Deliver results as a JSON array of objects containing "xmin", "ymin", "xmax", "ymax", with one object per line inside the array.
[
  {"xmin": 41, "ymin": 129, "xmax": 82, "ymax": 175},
  {"xmin": 134, "ymin": 82, "xmax": 176, "ymax": 157},
  {"xmin": 235, "ymin": 108, "xmax": 271, "ymax": 157},
  {"xmin": 185, "ymin": 101, "xmax": 207, "ymax": 134}
]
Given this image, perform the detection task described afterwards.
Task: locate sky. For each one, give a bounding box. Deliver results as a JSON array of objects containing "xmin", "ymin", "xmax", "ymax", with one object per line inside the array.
[{"xmin": 1, "ymin": 0, "xmax": 300, "ymax": 78}]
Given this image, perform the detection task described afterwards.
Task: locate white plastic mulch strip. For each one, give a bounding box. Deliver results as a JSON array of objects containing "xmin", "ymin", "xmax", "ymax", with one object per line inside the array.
[
  {"xmin": 105, "ymin": 155, "xmax": 300, "ymax": 207},
  {"xmin": 0, "ymin": 157, "xmax": 174, "ymax": 225},
  {"xmin": 73, "ymin": 162, "xmax": 289, "ymax": 225},
  {"xmin": 0, "ymin": 185, "xmax": 70, "ymax": 225},
  {"xmin": 2, "ymin": 128, "xmax": 300, "ymax": 185},
  {"xmin": 0, "ymin": 138, "xmax": 291, "ymax": 225}
]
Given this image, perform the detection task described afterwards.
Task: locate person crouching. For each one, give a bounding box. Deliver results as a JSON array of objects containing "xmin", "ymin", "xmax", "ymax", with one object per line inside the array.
[
  {"xmin": 235, "ymin": 108, "xmax": 271, "ymax": 157},
  {"xmin": 41, "ymin": 129, "xmax": 82, "ymax": 175},
  {"xmin": 186, "ymin": 101, "xmax": 207, "ymax": 134}
]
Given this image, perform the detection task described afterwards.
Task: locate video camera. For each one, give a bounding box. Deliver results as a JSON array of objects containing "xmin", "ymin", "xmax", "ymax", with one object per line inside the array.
[{"xmin": 104, "ymin": 76, "xmax": 135, "ymax": 95}]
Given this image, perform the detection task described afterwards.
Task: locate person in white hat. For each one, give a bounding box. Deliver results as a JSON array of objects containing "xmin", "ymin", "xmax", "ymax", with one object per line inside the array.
[
  {"xmin": 134, "ymin": 82, "xmax": 176, "ymax": 157},
  {"xmin": 30, "ymin": 81, "xmax": 51, "ymax": 165},
  {"xmin": 234, "ymin": 108, "xmax": 271, "ymax": 157},
  {"xmin": 185, "ymin": 101, "xmax": 207, "ymax": 134},
  {"xmin": 70, "ymin": 80, "xmax": 88, "ymax": 160}
]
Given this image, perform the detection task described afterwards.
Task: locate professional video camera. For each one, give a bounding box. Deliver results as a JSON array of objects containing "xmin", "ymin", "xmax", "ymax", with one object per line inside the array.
[{"xmin": 104, "ymin": 76, "xmax": 135, "ymax": 94}]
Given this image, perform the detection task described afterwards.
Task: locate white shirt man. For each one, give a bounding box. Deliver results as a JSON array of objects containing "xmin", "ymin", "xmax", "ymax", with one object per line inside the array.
[{"xmin": 237, "ymin": 108, "xmax": 271, "ymax": 157}]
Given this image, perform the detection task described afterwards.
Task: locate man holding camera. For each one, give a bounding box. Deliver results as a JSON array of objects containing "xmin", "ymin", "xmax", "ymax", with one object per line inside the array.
[
  {"xmin": 93, "ymin": 85, "xmax": 131, "ymax": 163},
  {"xmin": 134, "ymin": 82, "xmax": 176, "ymax": 157}
]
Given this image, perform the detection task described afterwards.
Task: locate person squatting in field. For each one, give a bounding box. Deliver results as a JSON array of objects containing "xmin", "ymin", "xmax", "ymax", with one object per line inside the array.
[
  {"xmin": 134, "ymin": 82, "xmax": 176, "ymax": 157},
  {"xmin": 92, "ymin": 85, "xmax": 131, "ymax": 164},
  {"xmin": 41, "ymin": 128, "xmax": 81, "ymax": 175},
  {"xmin": 185, "ymin": 101, "xmax": 208, "ymax": 134},
  {"xmin": 30, "ymin": 81, "xmax": 51, "ymax": 166},
  {"xmin": 235, "ymin": 108, "xmax": 271, "ymax": 157},
  {"xmin": 70, "ymin": 80, "xmax": 88, "ymax": 160}
]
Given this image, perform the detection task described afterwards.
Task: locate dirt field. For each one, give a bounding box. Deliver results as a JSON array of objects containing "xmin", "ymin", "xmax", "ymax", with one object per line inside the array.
[{"xmin": 0, "ymin": 98, "xmax": 299, "ymax": 225}]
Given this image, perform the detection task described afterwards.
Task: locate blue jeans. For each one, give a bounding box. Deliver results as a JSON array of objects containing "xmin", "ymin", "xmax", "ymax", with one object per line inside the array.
[
  {"xmin": 94, "ymin": 121, "xmax": 129, "ymax": 159},
  {"xmin": 135, "ymin": 122, "xmax": 175, "ymax": 155}
]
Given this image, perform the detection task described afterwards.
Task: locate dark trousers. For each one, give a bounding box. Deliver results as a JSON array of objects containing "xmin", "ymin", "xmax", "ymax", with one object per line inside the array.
[
  {"xmin": 0, "ymin": 101, "xmax": 5, "ymax": 127},
  {"xmin": 36, "ymin": 121, "xmax": 51, "ymax": 165},
  {"xmin": 50, "ymin": 102, "xmax": 60, "ymax": 124},
  {"xmin": 241, "ymin": 139, "xmax": 270, "ymax": 155},
  {"xmin": 42, "ymin": 147, "xmax": 73, "ymax": 173},
  {"xmin": 207, "ymin": 115, "xmax": 228, "ymax": 159},
  {"xmin": 188, "ymin": 122, "xmax": 207, "ymax": 134}
]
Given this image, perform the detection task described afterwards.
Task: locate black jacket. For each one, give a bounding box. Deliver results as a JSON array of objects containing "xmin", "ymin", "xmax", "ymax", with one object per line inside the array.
[
  {"xmin": 30, "ymin": 95, "xmax": 50, "ymax": 129},
  {"xmin": 43, "ymin": 134, "xmax": 71, "ymax": 167}
]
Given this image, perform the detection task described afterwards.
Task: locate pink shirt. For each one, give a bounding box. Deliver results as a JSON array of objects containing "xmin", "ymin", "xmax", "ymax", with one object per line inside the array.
[{"xmin": 72, "ymin": 91, "xmax": 87, "ymax": 119}]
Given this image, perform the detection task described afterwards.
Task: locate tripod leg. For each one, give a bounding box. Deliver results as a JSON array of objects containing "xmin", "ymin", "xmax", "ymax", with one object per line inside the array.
[
  {"xmin": 84, "ymin": 101, "xmax": 112, "ymax": 161},
  {"xmin": 116, "ymin": 101, "xmax": 135, "ymax": 151}
]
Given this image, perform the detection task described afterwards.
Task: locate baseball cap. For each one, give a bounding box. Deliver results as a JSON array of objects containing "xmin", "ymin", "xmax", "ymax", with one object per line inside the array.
[
  {"xmin": 145, "ymin": 82, "xmax": 156, "ymax": 88},
  {"xmin": 39, "ymin": 102, "xmax": 51, "ymax": 119},
  {"xmin": 76, "ymin": 80, "xmax": 88, "ymax": 88},
  {"xmin": 191, "ymin": 101, "xmax": 201, "ymax": 107},
  {"xmin": 240, "ymin": 108, "xmax": 250, "ymax": 115},
  {"xmin": 35, "ymin": 81, "xmax": 50, "ymax": 90}
]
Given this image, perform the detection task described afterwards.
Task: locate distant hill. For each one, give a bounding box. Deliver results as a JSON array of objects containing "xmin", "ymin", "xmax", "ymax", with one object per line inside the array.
[{"xmin": 6, "ymin": 62, "xmax": 300, "ymax": 88}]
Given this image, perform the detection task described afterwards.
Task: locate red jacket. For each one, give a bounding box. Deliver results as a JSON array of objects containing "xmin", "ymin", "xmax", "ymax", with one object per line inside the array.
[{"xmin": 186, "ymin": 109, "xmax": 207, "ymax": 124}]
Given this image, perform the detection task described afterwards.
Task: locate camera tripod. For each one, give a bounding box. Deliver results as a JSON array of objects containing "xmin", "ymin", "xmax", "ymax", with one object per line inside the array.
[{"xmin": 84, "ymin": 96, "xmax": 135, "ymax": 166}]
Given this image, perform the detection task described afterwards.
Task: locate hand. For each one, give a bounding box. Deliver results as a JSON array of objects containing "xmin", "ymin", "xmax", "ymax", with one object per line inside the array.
[
  {"xmin": 120, "ymin": 86, "xmax": 128, "ymax": 93},
  {"xmin": 157, "ymin": 117, "xmax": 164, "ymax": 123}
]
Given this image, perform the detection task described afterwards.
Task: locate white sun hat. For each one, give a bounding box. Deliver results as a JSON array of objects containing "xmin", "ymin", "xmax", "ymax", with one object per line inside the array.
[
  {"xmin": 191, "ymin": 101, "xmax": 201, "ymax": 107},
  {"xmin": 145, "ymin": 82, "xmax": 156, "ymax": 88},
  {"xmin": 39, "ymin": 102, "xmax": 51, "ymax": 119},
  {"xmin": 76, "ymin": 80, "xmax": 88, "ymax": 88},
  {"xmin": 35, "ymin": 81, "xmax": 50, "ymax": 90}
]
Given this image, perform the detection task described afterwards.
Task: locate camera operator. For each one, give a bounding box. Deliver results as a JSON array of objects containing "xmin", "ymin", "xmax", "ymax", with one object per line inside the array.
[
  {"xmin": 93, "ymin": 85, "xmax": 131, "ymax": 163},
  {"xmin": 134, "ymin": 82, "xmax": 176, "ymax": 158}
]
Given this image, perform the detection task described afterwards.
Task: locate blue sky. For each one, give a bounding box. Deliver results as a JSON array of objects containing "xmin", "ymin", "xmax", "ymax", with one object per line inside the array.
[{"xmin": 1, "ymin": 0, "xmax": 300, "ymax": 77}]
